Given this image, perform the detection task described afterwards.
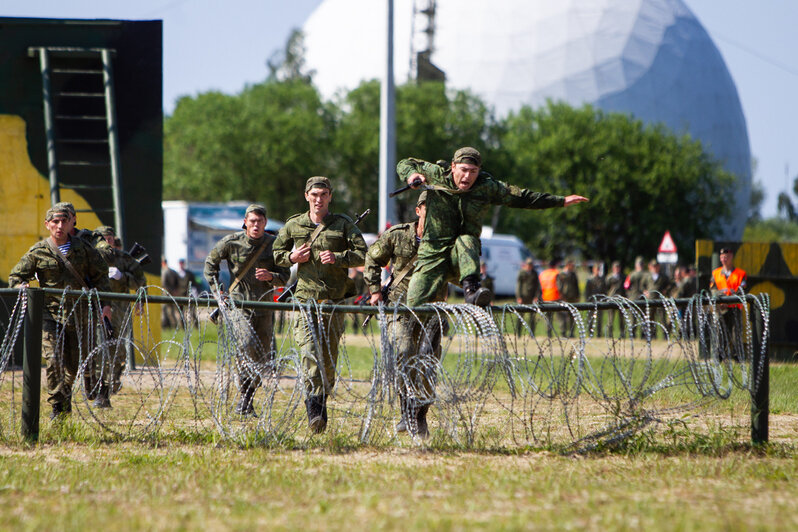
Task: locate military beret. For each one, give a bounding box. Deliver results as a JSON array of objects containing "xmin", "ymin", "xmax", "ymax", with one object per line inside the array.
[
  {"xmin": 245, "ymin": 203, "xmax": 267, "ymax": 217},
  {"xmin": 95, "ymin": 225, "xmax": 116, "ymax": 236},
  {"xmin": 45, "ymin": 203, "xmax": 74, "ymax": 221},
  {"xmin": 305, "ymin": 176, "xmax": 332, "ymax": 193},
  {"xmin": 719, "ymin": 247, "xmax": 734, "ymax": 255},
  {"xmin": 452, "ymin": 146, "xmax": 482, "ymax": 167},
  {"xmin": 416, "ymin": 191, "xmax": 428, "ymax": 207}
]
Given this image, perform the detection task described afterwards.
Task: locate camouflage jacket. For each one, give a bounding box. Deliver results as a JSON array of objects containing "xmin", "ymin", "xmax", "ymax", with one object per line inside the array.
[
  {"xmin": 626, "ymin": 270, "xmax": 650, "ymax": 299},
  {"xmin": 74, "ymin": 227, "xmax": 116, "ymax": 265},
  {"xmin": 556, "ymin": 270, "xmax": 580, "ymax": 303},
  {"xmin": 605, "ymin": 273, "xmax": 626, "ymax": 297},
  {"xmin": 515, "ymin": 269, "xmax": 540, "ymax": 303},
  {"xmin": 643, "ymin": 272, "xmax": 672, "ymax": 299},
  {"xmin": 584, "ymin": 274, "xmax": 607, "ymax": 300},
  {"xmin": 273, "ymin": 212, "xmax": 367, "ymax": 302},
  {"xmin": 204, "ymin": 231, "xmax": 290, "ymax": 304},
  {"xmin": 8, "ymin": 235, "xmax": 110, "ymax": 323},
  {"xmin": 109, "ymin": 248, "xmax": 147, "ymax": 294},
  {"xmin": 364, "ymin": 222, "xmax": 420, "ymax": 304},
  {"xmin": 396, "ymin": 158, "xmax": 564, "ymax": 245}
]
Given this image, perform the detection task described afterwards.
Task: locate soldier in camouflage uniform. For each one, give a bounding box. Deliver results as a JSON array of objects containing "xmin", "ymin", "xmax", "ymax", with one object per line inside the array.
[
  {"xmin": 365, "ymin": 192, "xmax": 455, "ymax": 436},
  {"xmin": 205, "ymin": 204, "xmax": 290, "ymax": 416},
  {"xmin": 556, "ymin": 259, "xmax": 580, "ymax": 337},
  {"xmin": 584, "ymin": 262, "xmax": 607, "ymax": 336},
  {"xmin": 515, "ymin": 257, "xmax": 540, "ymax": 335},
  {"xmin": 399, "ymin": 146, "xmax": 588, "ymax": 308},
  {"xmin": 95, "ymin": 226, "xmax": 147, "ymax": 403},
  {"xmin": 273, "ymin": 177, "xmax": 367, "ymax": 433},
  {"xmin": 643, "ymin": 259, "xmax": 672, "ymax": 339},
  {"xmin": 605, "ymin": 261, "xmax": 626, "ymax": 338},
  {"xmin": 8, "ymin": 203, "xmax": 111, "ymax": 419}
]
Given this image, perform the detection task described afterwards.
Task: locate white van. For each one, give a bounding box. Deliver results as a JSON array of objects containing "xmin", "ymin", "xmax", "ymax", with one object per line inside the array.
[{"xmin": 480, "ymin": 226, "xmax": 533, "ymax": 298}]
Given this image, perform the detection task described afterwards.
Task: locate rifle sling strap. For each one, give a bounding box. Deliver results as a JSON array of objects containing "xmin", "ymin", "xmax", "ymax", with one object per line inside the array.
[
  {"xmin": 46, "ymin": 237, "xmax": 89, "ymax": 290},
  {"xmin": 387, "ymin": 252, "xmax": 417, "ymax": 292},
  {"xmin": 228, "ymin": 237, "xmax": 271, "ymax": 294}
]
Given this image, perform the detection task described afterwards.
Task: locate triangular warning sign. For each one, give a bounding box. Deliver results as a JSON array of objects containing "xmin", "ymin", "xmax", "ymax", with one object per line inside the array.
[{"xmin": 658, "ymin": 231, "xmax": 677, "ymax": 253}]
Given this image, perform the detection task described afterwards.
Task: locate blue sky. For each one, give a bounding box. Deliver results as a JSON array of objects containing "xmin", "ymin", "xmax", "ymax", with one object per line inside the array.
[{"xmin": 3, "ymin": 0, "xmax": 796, "ymax": 218}]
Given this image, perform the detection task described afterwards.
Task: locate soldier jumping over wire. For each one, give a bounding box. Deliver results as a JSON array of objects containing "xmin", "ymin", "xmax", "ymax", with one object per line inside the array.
[
  {"xmin": 399, "ymin": 146, "xmax": 589, "ymax": 308},
  {"xmin": 395, "ymin": 146, "xmax": 589, "ymax": 435}
]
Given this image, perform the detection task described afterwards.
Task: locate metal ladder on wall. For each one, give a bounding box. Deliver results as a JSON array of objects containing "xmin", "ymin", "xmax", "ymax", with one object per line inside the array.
[{"xmin": 28, "ymin": 46, "xmax": 126, "ymax": 246}]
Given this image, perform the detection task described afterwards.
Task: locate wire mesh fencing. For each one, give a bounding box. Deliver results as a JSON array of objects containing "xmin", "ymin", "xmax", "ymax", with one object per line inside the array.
[{"xmin": 0, "ymin": 287, "xmax": 769, "ymax": 450}]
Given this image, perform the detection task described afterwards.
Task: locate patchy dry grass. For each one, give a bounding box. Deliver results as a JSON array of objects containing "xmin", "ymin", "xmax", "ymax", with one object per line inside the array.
[{"xmin": 0, "ymin": 323, "xmax": 793, "ymax": 530}]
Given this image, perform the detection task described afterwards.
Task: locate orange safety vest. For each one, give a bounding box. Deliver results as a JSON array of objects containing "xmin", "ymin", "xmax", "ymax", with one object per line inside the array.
[
  {"xmin": 712, "ymin": 267, "xmax": 746, "ymax": 308},
  {"xmin": 539, "ymin": 268, "xmax": 561, "ymax": 302}
]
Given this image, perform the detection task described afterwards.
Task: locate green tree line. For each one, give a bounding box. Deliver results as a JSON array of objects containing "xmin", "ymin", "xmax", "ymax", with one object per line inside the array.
[{"xmin": 165, "ymin": 63, "xmax": 737, "ymax": 265}]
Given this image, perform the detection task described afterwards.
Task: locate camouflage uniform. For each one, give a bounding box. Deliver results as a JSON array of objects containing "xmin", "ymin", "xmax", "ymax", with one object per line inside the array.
[
  {"xmin": 396, "ymin": 157, "xmax": 564, "ymax": 307},
  {"xmin": 8, "ymin": 235, "xmax": 110, "ymax": 411},
  {"xmin": 365, "ymin": 220, "xmax": 454, "ymax": 434},
  {"xmin": 204, "ymin": 229, "xmax": 290, "ymax": 390},
  {"xmin": 556, "ymin": 268, "xmax": 580, "ymax": 337},
  {"xmin": 584, "ymin": 271, "xmax": 607, "ymax": 336},
  {"xmin": 106, "ymin": 246, "xmax": 147, "ymax": 392},
  {"xmin": 273, "ymin": 211, "xmax": 367, "ymax": 396},
  {"xmin": 515, "ymin": 265, "xmax": 540, "ymax": 334},
  {"xmin": 605, "ymin": 268, "xmax": 626, "ymax": 338}
]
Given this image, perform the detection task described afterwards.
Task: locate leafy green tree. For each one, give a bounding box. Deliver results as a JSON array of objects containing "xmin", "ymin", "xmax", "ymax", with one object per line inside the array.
[
  {"xmin": 164, "ymin": 80, "xmax": 334, "ymax": 220},
  {"xmin": 744, "ymin": 217, "xmax": 798, "ymax": 242},
  {"xmin": 496, "ymin": 102, "xmax": 736, "ymax": 265}
]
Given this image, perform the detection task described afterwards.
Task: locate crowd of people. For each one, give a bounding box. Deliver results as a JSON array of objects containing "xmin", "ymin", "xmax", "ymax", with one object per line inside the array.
[{"xmin": 8, "ymin": 144, "xmax": 746, "ymax": 438}]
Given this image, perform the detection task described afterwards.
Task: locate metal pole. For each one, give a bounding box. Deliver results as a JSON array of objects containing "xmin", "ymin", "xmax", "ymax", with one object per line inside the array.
[
  {"xmin": 36, "ymin": 48, "xmax": 60, "ymax": 205},
  {"xmin": 379, "ymin": 0, "xmax": 397, "ymax": 232},
  {"xmin": 750, "ymin": 294, "xmax": 769, "ymax": 444},
  {"xmin": 22, "ymin": 288, "xmax": 43, "ymax": 443},
  {"xmin": 102, "ymin": 49, "xmax": 126, "ymax": 247}
]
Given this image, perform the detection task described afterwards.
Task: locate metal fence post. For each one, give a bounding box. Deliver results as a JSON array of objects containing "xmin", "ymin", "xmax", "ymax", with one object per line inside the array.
[
  {"xmin": 750, "ymin": 294, "xmax": 769, "ymax": 444},
  {"xmin": 22, "ymin": 288, "xmax": 43, "ymax": 442}
]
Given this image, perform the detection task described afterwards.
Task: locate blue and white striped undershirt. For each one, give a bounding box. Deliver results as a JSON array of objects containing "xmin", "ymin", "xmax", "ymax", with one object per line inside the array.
[{"xmin": 57, "ymin": 241, "xmax": 71, "ymax": 255}]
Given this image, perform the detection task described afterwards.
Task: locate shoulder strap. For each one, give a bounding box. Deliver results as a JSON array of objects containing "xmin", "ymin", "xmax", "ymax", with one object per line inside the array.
[
  {"xmin": 228, "ymin": 237, "xmax": 271, "ymax": 294},
  {"xmin": 389, "ymin": 252, "xmax": 417, "ymax": 289},
  {"xmin": 46, "ymin": 237, "xmax": 89, "ymax": 289}
]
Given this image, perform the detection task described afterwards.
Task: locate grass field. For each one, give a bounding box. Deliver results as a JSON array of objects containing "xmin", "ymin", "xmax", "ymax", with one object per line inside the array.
[{"xmin": 0, "ymin": 320, "xmax": 794, "ymax": 530}]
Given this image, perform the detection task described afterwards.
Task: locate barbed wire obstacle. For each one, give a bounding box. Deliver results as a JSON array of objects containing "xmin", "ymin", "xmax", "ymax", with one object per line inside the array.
[{"xmin": 0, "ymin": 287, "xmax": 769, "ymax": 450}]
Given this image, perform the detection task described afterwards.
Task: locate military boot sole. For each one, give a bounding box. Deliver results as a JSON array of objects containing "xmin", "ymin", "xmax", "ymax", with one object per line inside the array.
[{"xmin": 465, "ymin": 288, "xmax": 492, "ymax": 307}]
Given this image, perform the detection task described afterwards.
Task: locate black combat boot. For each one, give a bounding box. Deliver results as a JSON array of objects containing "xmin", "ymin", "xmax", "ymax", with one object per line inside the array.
[
  {"xmin": 395, "ymin": 392, "xmax": 409, "ymax": 433},
  {"xmin": 50, "ymin": 400, "xmax": 72, "ymax": 420},
  {"xmin": 462, "ymin": 275, "xmax": 492, "ymax": 307},
  {"xmin": 93, "ymin": 383, "xmax": 112, "ymax": 409},
  {"xmin": 305, "ymin": 394, "xmax": 328, "ymax": 434},
  {"xmin": 412, "ymin": 404, "xmax": 430, "ymax": 439},
  {"xmin": 235, "ymin": 379, "xmax": 257, "ymax": 417}
]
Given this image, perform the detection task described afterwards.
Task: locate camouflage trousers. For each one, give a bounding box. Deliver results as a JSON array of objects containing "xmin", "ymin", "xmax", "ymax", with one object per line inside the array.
[
  {"xmin": 293, "ymin": 306, "xmax": 345, "ymax": 395},
  {"xmin": 222, "ymin": 308, "xmax": 275, "ymax": 387},
  {"xmin": 388, "ymin": 314, "xmax": 443, "ymax": 404},
  {"xmin": 406, "ymin": 235, "xmax": 476, "ymax": 307},
  {"xmin": 42, "ymin": 318, "xmax": 85, "ymax": 407}
]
